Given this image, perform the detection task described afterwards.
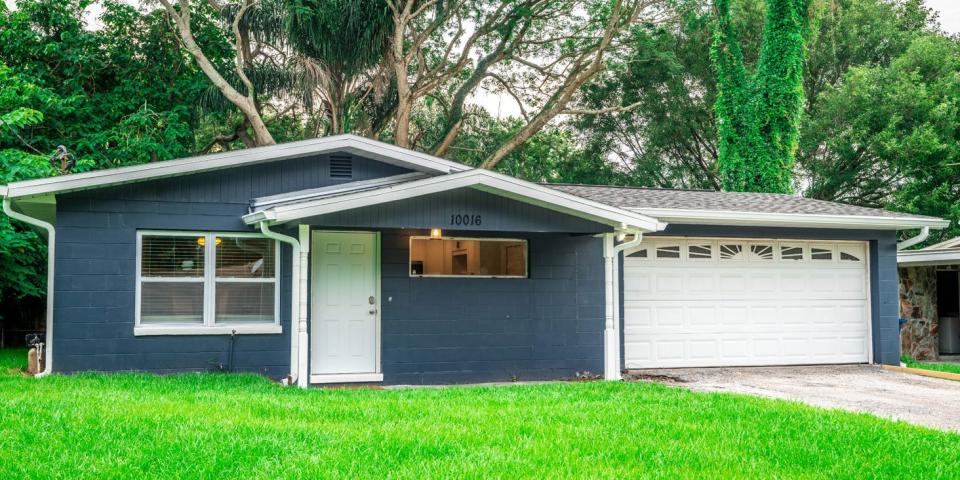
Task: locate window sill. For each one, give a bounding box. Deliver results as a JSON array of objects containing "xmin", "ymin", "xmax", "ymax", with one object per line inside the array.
[{"xmin": 134, "ymin": 325, "xmax": 282, "ymax": 336}]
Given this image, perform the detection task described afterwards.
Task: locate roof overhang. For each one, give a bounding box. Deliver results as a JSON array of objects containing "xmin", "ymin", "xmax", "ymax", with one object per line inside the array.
[
  {"xmin": 629, "ymin": 207, "xmax": 950, "ymax": 230},
  {"xmin": 244, "ymin": 169, "xmax": 664, "ymax": 232},
  {"xmin": 1, "ymin": 134, "xmax": 470, "ymax": 199},
  {"xmin": 898, "ymin": 249, "xmax": 960, "ymax": 266}
]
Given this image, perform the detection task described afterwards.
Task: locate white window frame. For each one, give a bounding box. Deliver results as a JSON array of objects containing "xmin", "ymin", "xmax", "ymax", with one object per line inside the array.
[
  {"xmin": 135, "ymin": 230, "xmax": 281, "ymax": 336},
  {"xmin": 408, "ymin": 236, "xmax": 529, "ymax": 278}
]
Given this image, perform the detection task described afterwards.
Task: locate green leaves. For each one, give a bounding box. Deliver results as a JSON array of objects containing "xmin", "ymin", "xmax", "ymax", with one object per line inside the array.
[
  {"xmin": 712, "ymin": 0, "xmax": 812, "ymax": 194},
  {"xmin": 0, "ymin": 0, "xmax": 224, "ymax": 301},
  {"xmin": 802, "ymin": 33, "xmax": 960, "ymax": 241}
]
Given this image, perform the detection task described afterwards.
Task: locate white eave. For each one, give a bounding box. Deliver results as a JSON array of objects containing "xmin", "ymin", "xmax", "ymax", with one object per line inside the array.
[
  {"xmin": 1, "ymin": 134, "xmax": 470, "ymax": 199},
  {"xmin": 244, "ymin": 169, "xmax": 663, "ymax": 232},
  {"xmin": 898, "ymin": 249, "xmax": 960, "ymax": 266},
  {"xmin": 629, "ymin": 207, "xmax": 950, "ymax": 230}
]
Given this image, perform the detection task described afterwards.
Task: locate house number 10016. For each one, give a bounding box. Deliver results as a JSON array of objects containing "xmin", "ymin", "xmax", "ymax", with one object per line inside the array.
[{"xmin": 450, "ymin": 214, "xmax": 482, "ymax": 226}]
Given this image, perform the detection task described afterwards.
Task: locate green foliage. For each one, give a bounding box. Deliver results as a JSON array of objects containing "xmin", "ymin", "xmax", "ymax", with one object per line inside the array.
[
  {"xmin": 575, "ymin": 0, "xmax": 935, "ymax": 192},
  {"xmin": 0, "ymin": 64, "xmax": 58, "ymax": 300},
  {"xmin": 285, "ymin": 0, "xmax": 393, "ymax": 134},
  {"xmin": 712, "ymin": 0, "xmax": 812, "ymax": 193},
  {"xmin": 0, "ymin": 0, "xmax": 226, "ymax": 301},
  {"xmin": 1, "ymin": 370, "xmax": 959, "ymax": 477},
  {"xmin": 0, "ymin": 0, "xmax": 217, "ymax": 167},
  {"xmin": 802, "ymin": 34, "xmax": 960, "ymax": 242}
]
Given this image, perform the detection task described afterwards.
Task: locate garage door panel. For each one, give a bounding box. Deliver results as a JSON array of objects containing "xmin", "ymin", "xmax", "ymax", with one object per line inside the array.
[
  {"xmin": 623, "ymin": 238, "xmax": 869, "ymax": 368},
  {"xmin": 626, "ymin": 267, "xmax": 865, "ymax": 301},
  {"xmin": 654, "ymin": 307, "xmax": 684, "ymax": 327}
]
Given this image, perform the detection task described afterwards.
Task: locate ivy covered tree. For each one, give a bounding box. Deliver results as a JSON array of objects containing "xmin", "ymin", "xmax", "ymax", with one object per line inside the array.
[{"xmin": 711, "ymin": 0, "xmax": 813, "ymax": 193}]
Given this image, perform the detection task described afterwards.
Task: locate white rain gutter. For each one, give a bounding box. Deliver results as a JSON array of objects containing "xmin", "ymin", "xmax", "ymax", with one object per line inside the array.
[
  {"xmin": 602, "ymin": 229, "xmax": 646, "ymax": 380},
  {"xmin": 259, "ymin": 222, "xmax": 309, "ymax": 388},
  {"xmin": 3, "ymin": 198, "xmax": 54, "ymax": 377},
  {"xmin": 897, "ymin": 226, "xmax": 930, "ymax": 251}
]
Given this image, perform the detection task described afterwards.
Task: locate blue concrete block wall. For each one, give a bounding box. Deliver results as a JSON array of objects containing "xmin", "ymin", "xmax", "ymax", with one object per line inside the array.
[
  {"xmin": 622, "ymin": 225, "xmax": 902, "ymax": 366},
  {"xmin": 378, "ymin": 231, "xmax": 605, "ymax": 384},
  {"xmin": 52, "ymin": 153, "xmax": 409, "ymax": 377}
]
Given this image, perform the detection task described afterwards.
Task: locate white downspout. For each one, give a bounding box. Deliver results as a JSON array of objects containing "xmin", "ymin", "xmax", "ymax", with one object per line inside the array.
[
  {"xmin": 897, "ymin": 226, "xmax": 929, "ymax": 251},
  {"xmin": 3, "ymin": 198, "xmax": 55, "ymax": 377},
  {"xmin": 296, "ymin": 225, "xmax": 310, "ymax": 387},
  {"xmin": 258, "ymin": 221, "xmax": 306, "ymax": 387},
  {"xmin": 603, "ymin": 229, "xmax": 645, "ymax": 380}
]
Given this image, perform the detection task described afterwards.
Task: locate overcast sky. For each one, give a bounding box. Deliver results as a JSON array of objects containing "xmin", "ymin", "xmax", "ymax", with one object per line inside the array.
[{"xmin": 927, "ymin": 0, "xmax": 960, "ymax": 34}]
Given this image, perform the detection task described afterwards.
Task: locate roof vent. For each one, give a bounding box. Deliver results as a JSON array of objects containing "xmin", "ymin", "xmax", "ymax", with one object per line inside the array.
[{"xmin": 329, "ymin": 155, "xmax": 353, "ymax": 179}]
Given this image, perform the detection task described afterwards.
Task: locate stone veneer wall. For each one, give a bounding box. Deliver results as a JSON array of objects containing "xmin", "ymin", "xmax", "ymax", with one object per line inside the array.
[{"xmin": 898, "ymin": 266, "xmax": 938, "ymax": 360}]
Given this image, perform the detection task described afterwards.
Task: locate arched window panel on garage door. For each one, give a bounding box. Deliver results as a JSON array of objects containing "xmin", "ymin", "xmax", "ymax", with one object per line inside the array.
[{"xmin": 839, "ymin": 243, "xmax": 865, "ymax": 262}]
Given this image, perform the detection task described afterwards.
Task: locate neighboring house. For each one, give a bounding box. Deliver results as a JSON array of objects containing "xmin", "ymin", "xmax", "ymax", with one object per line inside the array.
[
  {"xmin": 898, "ymin": 237, "xmax": 960, "ymax": 360},
  {"xmin": 0, "ymin": 135, "xmax": 949, "ymax": 386}
]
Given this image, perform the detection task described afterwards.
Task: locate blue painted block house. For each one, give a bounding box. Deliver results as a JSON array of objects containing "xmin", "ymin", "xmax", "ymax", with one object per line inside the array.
[{"xmin": 0, "ymin": 135, "xmax": 949, "ymax": 386}]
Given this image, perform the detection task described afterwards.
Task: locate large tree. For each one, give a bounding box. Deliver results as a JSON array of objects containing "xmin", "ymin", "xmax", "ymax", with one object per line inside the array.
[
  {"xmin": 802, "ymin": 34, "xmax": 960, "ymax": 242},
  {"xmin": 0, "ymin": 0, "xmax": 228, "ymax": 301},
  {"xmin": 573, "ymin": 0, "xmax": 935, "ymax": 191},
  {"xmin": 711, "ymin": 0, "xmax": 813, "ymax": 193},
  {"xmin": 158, "ymin": 0, "xmax": 673, "ymax": 165}
]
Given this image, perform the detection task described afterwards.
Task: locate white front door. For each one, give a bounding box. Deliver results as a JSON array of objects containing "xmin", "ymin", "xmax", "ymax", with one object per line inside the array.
[
  {"xmin": 310, "ymin": 231, "xmax": 380, "ymax": 381},
  {"xmin": 623, "ymin": 238, "xmax": 870, "ymax": 369}
]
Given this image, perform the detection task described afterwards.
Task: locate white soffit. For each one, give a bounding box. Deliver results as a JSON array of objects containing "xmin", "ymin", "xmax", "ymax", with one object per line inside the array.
[
  {"xmin": 2, "ymin": 134, "xmax": 470, "ymax": 199},
  {"xmin": 244, "ymin": 169, "xmax": 663, "ymax": 232},
  {"xmin": 630, "ymin": 207, "xmax": 951, "ymax": 230}
]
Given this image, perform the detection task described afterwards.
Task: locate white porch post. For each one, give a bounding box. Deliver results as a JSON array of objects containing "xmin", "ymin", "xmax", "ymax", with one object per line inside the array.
[
  {"xmin": 602, "ymin": 233, "xmax": 621, "ymax": 380},
  {"xmin": 297, "ymin": 225, "xmax": 310, "ymax": 387}
]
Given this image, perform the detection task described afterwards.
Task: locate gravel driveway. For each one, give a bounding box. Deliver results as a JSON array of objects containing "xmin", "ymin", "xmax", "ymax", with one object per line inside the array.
[{"xmin": 625, "ymin": 364, "xmax": 960, "ymax": 432}]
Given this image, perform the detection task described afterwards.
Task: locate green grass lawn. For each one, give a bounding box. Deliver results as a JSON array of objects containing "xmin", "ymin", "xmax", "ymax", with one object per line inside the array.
[
  {"xmin": 1, "ymin": 350, "xmax": 958, "ymax": 479},
  {"xmin": 903, "ymin": 355, "xmax": 960, "ymax": 376}
]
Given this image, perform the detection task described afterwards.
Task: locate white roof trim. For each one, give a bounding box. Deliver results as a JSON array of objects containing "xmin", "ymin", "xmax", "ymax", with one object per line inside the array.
[
  {"xmin": 2, "ymin": 134, "xmax": 470, "ymax": 199},
  {"xmin": 251, "ymin": 172, "xmax": 429, "ymax": 209},
  {"xmin": 244, "ymin": 169, "xmax": 663, "ymax": 232},
  {"xmin": 924, "ymin": 236, "xmax": 960, "ymax": 250},
  {"xmin": 628, "ymin": 207, "xmax": 950, "ymax": 230},
  {"xmin": 898, "ymin": 249, "xmax": 960, "ymax": 266}
]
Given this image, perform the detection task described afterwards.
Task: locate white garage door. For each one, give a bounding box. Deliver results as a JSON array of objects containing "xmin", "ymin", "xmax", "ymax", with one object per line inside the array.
[{"xmin": 623, "ymin": 238, "xmax": 870, "ymax": 368}]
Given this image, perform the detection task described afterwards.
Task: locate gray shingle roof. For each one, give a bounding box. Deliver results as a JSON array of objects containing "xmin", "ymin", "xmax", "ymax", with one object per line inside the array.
[{"xmin": 546, "ymin": 184, "xmax": 939, "ymax": 220}]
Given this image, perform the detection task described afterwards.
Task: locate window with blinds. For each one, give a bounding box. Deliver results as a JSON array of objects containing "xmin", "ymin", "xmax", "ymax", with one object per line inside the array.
[{"xmin": 137, "ymin": 232, "xmax": 279, "ymax": 330}]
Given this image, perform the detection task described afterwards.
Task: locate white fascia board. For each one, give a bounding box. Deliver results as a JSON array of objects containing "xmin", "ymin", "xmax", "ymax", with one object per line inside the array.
[
  {"xmin": 630, "ymin": 207, "xmax": 950, "ymax": 230},
  {"xmin": 245, "ymin": 169, "xmax": 663, "ymax": 232},
  {"xmin": 3, "ymin": 134, "xmax": 469, "ymax": 199},
  {"xmin": 897, "ymin": 250, "xmax": 960, "ymax": 266}
]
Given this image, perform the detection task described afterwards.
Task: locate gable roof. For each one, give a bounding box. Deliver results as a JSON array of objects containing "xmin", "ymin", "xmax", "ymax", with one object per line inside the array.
[
  {"xmin": 244, "ymin": 169, "xmax": 664, "ymax": 232},
  {"xmin": 924, "ymin": 236, "xmax": 960, "ymax": 251},
  {"xmin": 0, "ymin": 134, "xmax": 469, "ymax": 199},
  {"xmin": 548, "ymin": 184, "xmax": 949, "ymax": 230}
]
